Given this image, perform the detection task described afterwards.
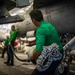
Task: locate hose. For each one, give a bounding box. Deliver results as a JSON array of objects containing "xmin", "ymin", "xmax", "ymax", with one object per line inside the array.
[{"xmin": 10, "ymin": 44, "xmax": 30, "ymax": 62}]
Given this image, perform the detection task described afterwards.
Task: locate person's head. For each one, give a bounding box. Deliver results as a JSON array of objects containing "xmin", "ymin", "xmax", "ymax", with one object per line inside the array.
[
  {"xmin": 11, "ymin": 25, "xmax": 15, "ymax": 31},
  {"xmin": 29, "ymin": 9, "xmax": 44, "ymax": 27}
]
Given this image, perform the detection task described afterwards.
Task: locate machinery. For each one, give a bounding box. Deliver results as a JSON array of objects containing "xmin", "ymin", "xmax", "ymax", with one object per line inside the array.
[
  {"xmin": 0, "ymin": 0, "xmax": 30, "ymax": 41},
  {"xmin": 0, "ymin": 31, "xmax": 6, "ymax": 41},
  {"xmin": 15, "ymin": 0, "xmax": 75, "ymax": 34}
]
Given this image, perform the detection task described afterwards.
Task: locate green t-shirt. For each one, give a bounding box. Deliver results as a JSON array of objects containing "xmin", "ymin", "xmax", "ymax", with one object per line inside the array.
[
  {"xmin": 4, "ymin": 38, "xmax": 9, "ymax": 46},
  {"xmin": 9, "ymin": 30, "xmax": 18, "ymax": 43},
  {"xmin": 35, "ymin": 21, "xmax": 63, "ymax": 52}
]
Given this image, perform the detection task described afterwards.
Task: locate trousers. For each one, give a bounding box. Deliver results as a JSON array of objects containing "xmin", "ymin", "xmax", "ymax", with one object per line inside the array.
[
  {"xmin": 2, "ymin": 46, "xmax": 8, "ymax": 58},
  {"xmin": 31, "ymin": 59, "xmax": 61, "ymax": 75},
  {"xmin": 7, "ymin": 43, "xmax": 14, "ymax": 64}
]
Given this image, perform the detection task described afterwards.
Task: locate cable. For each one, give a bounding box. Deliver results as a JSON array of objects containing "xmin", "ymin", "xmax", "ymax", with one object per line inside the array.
[{"xmin": 10, "ymin": 44, "xmax": 30, "ymax": 62}]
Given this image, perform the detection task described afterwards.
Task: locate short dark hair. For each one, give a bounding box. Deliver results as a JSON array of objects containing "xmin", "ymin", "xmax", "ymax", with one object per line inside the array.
[
  {"xmin": 29, "ymin": 9, "xmax": 43, "ymax": 22},
  {"xmin": 11, "ymin": 25, "xmax": 15, "ymax": 28}
]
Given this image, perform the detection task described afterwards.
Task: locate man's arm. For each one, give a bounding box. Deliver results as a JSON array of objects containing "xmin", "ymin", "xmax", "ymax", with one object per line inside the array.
[
  {"xmin": 31, "ymin": 28, "xmax": 45, "ymax": 60},
  {"xmin": 31, "ymin": 50, "xmax": 41, "ymax": 60}
]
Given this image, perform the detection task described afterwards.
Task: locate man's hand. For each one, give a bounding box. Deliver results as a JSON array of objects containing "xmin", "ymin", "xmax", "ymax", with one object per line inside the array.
[
  {"xmin": 30, "ymin": 50, "xmax": 41, "ymax": 65},
  {"xmin": 31, "ymin": 59, "xmax": 36, "ymax": 65},
  {"xmin": 31, "ymin": 50, "xmax": 41, "ymax": 60}
]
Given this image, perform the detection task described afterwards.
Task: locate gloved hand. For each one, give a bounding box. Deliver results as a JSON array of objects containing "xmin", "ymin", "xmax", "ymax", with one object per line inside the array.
[
  {"xmin": 26, "ymin": 59, "xmax": 31, "ymax": 62},
  {"xmin": 31, "ymin": 59, "xmax": 36, "ymax": 65}
]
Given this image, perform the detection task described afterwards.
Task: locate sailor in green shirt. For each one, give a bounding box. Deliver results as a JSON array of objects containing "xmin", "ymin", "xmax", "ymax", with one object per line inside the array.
[
  {"xmin": 5, "ymin": 25, "xmax": 18, "ymax": 66},
  {"xmin": 35, "ymin": 21, "xmax": 63, "ymax": 52},
  {"xmin": 9, "ymin": 30, "xmax": 17, "ymax": 43},
  {"xmin": 29, "ymin": 9, "xmax": 63, "ymax": 75},
  {"xmin": 1, "ymin": 35, "xmax": 9, "ymax": 58}
]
